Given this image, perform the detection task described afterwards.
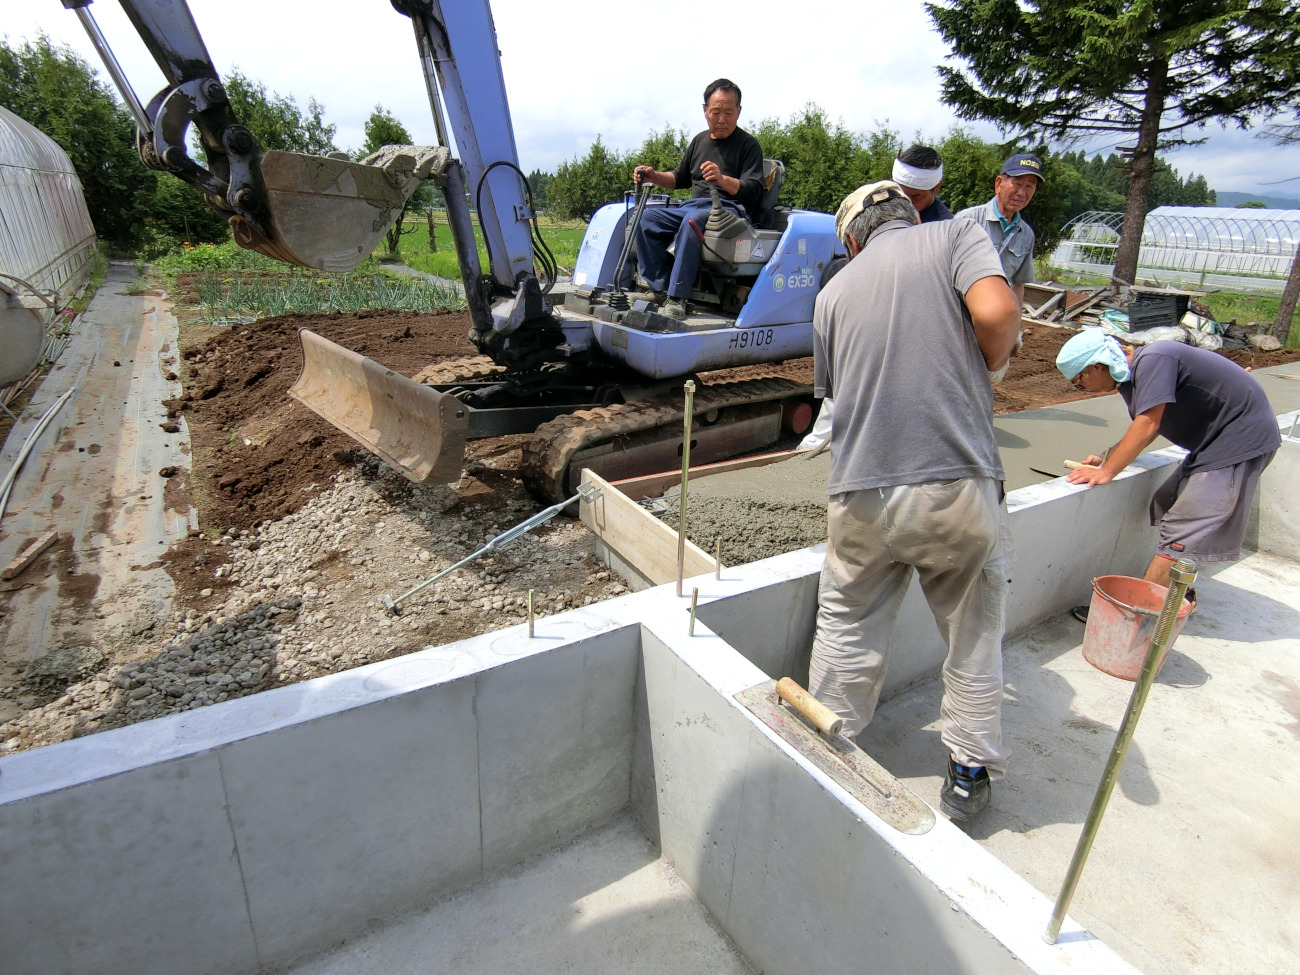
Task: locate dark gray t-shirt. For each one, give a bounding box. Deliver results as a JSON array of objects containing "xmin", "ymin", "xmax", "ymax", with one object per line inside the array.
[
  {"xmin": 1119, "ymin": 342, "xmax": 1280, "ymax": 472},
  {"xmin": 812, "ymin": 217, "xmax": 1009, "ymax": 494}
]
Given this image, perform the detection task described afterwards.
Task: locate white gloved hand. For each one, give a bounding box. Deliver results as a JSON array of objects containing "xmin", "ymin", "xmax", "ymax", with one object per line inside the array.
[{"xmin": 988, "ymin": 362, "xmax": 1010, "ymax": 385}]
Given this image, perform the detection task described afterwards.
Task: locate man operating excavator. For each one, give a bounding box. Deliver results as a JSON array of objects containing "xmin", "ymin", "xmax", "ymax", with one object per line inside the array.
[{"xmin": 631, "ymin": 78, "xmax": 765, "ymax": 319}]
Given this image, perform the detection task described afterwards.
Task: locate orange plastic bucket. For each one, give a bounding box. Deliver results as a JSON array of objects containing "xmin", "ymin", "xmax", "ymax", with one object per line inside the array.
[{"xmin": 1081, "ymin": 575, "xmax": 1193, "ymax": 681}]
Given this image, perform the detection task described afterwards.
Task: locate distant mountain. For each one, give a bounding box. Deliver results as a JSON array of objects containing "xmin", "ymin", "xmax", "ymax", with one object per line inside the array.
[{"xmin": 1213, "ymin": 190, "xmax": 1300, "ymax": 210}]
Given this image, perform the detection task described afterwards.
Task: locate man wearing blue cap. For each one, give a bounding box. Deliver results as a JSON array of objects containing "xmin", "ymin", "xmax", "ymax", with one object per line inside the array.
[
  {"xmin": 956, "ymin": 153, "xmax": 1043, "ymax": 309},
  {"xmin": 1055, "ymin": 331, "xmax": 1280, "ymax": 613}
]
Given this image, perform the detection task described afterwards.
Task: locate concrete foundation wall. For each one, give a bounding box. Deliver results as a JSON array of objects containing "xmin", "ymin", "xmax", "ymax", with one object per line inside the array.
[
  {"xmin": 1, "ymin": 568, "xmax": 1137, "ymax": 975},
  {"xmin": 634, "ymin": 618, "xmax": 1133, "ymax": 974},
  {"xmin": 0, "ymin": 616, "xmax": 642, "ymax": 975},
  {"xmin": 1249, "ymin": 415, "xmax": 1299, "ymax": 562}
]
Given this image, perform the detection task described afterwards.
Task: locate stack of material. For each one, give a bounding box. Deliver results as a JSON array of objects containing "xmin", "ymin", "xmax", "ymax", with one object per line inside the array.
[
  {"xmin": 1020, "ymin": 282, "xmax": 1120, "ymax": 328},
  {"xmin": 1020, "ymin": 282, "xmax": 1209, "ymax": 331}
]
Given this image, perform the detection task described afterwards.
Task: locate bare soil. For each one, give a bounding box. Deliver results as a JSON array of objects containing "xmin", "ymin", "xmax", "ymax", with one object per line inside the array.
[
  {"xmin": 159, "ymin": 301, "xmax": 1300, "ymax": 541},
  {"xmin": 4, "ymin": 280, "xmax": 1299, "ymax": 753}
]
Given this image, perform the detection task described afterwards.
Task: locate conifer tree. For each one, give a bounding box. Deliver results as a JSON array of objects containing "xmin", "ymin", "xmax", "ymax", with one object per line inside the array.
[{"xmin": 928, "ymin": 0, "xmax": 1300, "ymax": 283}]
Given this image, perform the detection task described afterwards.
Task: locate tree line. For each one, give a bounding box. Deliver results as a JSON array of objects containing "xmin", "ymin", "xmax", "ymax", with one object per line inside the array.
[
  {"xmin": 538, "ymin": 108, "xmax": 1218, "ymax": 256},
  {"xmin": 0, "ymin": 36, "xmax": 425, "ymax": 257},
  {"xmin": 0, "ymin": 30, "xmax": 1267, "ymax": 269}
]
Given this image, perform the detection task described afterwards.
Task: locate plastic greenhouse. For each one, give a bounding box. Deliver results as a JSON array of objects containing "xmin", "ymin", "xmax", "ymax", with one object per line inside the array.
[
  {"xmin": 0, "ymin": 106, "xmax": 96, "ymax": 298},
  {"xmin": 1051, "ymin": 206, "xmax": 1300, "ymax": 292},
  {"xmin": 1, "ymin": 106, "xmax": 96, "ymax": 388}
]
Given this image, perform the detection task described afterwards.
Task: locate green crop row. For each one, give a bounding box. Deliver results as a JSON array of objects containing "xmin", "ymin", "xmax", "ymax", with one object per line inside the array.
[{"xmin": 191, "ymin": 271, "xmax": 464, "ymax": 321}]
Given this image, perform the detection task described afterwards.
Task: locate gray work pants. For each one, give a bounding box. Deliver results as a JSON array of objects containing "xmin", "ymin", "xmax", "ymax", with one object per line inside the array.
[{"xmin": 808, "ymin": 477, "xmax": 1013, "ymax": 775}]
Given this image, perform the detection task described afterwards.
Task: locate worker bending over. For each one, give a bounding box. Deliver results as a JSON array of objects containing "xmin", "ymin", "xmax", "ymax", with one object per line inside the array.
[
  {"xmin": 808, "ymin": 180, "xmax": 1021, "ymax": 822},
  {"xmin": 1056, "ymin": 331, "xmax": 1280, "ymax": 616}
]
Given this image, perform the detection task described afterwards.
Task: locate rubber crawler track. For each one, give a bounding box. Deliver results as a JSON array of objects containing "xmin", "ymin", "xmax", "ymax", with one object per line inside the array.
[
  {"xmin": 520, "ymin": 377, "xmax": 811, "ymax": 502},
  {"xmin": 411, "ymin": 355, "xmax": 506, "ymax": 385}
]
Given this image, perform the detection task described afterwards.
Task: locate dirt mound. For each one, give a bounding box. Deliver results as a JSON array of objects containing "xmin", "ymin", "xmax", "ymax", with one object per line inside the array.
[
  {"xmin": 167, "ymin": 316, "xmax": 1300, "ymax": 536},
  {"xmin": 165, "ymin": 309, "xmax": 478, "ymax": 533}
]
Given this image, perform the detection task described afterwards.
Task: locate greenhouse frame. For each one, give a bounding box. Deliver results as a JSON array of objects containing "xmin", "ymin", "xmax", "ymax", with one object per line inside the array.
[{"xmin": 1051, "ymin": 206, "xmax": 1300, "ymax": 292}]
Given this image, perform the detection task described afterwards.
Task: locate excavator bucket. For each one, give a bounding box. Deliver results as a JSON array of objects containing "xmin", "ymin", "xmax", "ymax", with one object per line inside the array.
[
  {"xmin": 236, "ymin": 145, "xmax": 451, "ymax": 272},
  {"xmin": 288, "ymin": 329, "xmax": 469, "ymax": 484}
]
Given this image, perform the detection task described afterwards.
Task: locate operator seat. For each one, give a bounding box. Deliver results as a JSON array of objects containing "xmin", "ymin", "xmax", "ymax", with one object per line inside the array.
[{"xmin": 751, "ymin": 159, "xmax": 786, "ymax": 230}]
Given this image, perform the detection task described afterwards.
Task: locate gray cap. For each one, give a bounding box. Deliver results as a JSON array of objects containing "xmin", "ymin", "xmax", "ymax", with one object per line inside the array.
[{"xmin": 834, "ymin": 180, "xmax": 909, "ymax": 245}]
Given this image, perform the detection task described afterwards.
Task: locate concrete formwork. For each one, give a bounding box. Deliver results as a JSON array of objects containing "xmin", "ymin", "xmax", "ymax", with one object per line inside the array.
[
  {"xmin": 587, "ymin": 441, "xmax": 1181, "ymax": 704},
  {"xmin": 3, "ymin": 399, "xmax": 1296, "ymax": 975},
  {"xmin": 0, "ymin": 567, "xmax": 1132, "ymax": 974}
]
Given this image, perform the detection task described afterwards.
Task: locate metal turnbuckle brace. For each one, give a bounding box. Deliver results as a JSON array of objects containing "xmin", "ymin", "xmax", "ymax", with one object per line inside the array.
[{"xmin": 382, "ymin": 481, "xmax": 602, "ymax": 614}]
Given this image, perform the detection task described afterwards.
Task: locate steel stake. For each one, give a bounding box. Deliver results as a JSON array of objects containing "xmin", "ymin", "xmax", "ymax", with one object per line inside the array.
[
  {"xmin": 1044, "ymin": 559, "xmax": 1197, "ymax": 943},
  {"xmin": 676, "ymin": 380, "xmax": 696, "ymax": 596}
]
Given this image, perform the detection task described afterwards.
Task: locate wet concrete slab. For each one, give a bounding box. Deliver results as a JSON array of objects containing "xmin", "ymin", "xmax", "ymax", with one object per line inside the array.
[{"xmin": 858, "ymin": 548, "xmax": 1300, "ymax": 975}]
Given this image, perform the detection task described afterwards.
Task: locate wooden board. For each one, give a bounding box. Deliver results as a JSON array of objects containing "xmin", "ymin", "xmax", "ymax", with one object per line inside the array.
[
  {"xmin": 2, "ymin": 530, "xmax": 58, "ymax": 580},
  {"xmin": 608, "ymin": 449, "xmax": 796, "ymax": 502},
  {"xmin": 579, "ymin": 471, "xmax": 716, "ymax": 586}
]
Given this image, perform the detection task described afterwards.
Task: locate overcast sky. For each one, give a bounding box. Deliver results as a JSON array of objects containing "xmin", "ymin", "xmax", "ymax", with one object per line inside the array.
[{"xmin": 7, "ymin": 0, "xmax": 1300, "ymax": 203}]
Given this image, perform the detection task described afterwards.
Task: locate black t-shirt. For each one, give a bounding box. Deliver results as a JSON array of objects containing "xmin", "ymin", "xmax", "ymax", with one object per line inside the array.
[
  {"xmin": 919, "ymin": 197, "xmax": 953, "ymax": 223},
  {"xmin": 1118, "ymin": 342, "xmax": 1281, "ymax": 472},
  {"xmin": 671, "ymin": 128, "xmax": 764, "ymax": 214}
]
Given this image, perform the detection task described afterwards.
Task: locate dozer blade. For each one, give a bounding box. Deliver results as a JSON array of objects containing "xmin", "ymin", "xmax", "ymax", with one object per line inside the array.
[
  {"xmin": 235, "ymin": 145, "xmax": 451, "ymax": 272},
  {"xmin": 288, "ymin": 329, "xmax": 469, "ymax": 484}
]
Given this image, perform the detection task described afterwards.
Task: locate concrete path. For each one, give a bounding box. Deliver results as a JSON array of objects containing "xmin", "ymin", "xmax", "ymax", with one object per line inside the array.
[
  {"xmin": 860, "ymin": 547, "xmax": 1300, "ymax": 975},
  {"xmin": 0, "ymin": 262, "xmax": 190, "ymax": 718},
  {"xmin": 379, "ymin": 260, "xmax": 463, "ymax": 293}
]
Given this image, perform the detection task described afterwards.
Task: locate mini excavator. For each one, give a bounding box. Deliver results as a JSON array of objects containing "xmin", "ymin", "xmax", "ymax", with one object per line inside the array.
[{"xmin": 62, "ymin": 0, "xmax": 845, "ymax": 500}]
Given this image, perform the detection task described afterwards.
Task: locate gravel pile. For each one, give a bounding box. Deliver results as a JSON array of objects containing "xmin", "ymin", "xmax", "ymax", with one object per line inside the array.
[{"xmin": 1, "ymin": 457, "xmax": 626, "ymax": 753}]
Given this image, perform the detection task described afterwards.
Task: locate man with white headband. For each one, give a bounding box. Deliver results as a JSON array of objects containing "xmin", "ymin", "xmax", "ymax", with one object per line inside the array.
[
  {"xmin": 809, "ymin": 180, "xmax": 1020, "ymax": 821},
  {"xmin": 1055, "ymin": 330, "xmax": 1280, "ymax": 619},
  {"xmin": 891, "ymin": 145, "xmax": 952, "ymax": 223},
  {"xmin": 956, "ymin": 152, "xmax": 1043, "ymax": 308}
]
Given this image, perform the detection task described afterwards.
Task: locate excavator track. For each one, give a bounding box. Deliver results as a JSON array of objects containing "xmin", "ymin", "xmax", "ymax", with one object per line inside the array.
[
  {"xmin": 520, "ymin": 377, "xmax": 811, "ymax": 502},
  {"xmin": 411, "ymin": 355, "xmax": 507, "ymax": 386}
]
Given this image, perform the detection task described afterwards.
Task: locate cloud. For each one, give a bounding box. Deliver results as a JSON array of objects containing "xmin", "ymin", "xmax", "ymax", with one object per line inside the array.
[{"xmin": 7, "ymin": 0, "xmax": 1299, "ymax": 200}]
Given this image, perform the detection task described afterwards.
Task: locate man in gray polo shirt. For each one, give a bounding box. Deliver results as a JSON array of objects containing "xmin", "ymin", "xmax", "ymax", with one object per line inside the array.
[
  {"xmin": 956, "ymin": 152, "xmax": 1043, "ymax": 309},
  {"xmin": 809, "ymin": 181, "xmax": 1021, "ymax": 821}
]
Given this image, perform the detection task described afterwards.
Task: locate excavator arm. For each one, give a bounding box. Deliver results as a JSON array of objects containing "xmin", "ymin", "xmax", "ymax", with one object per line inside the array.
[
  {"xmin": 61, "ymin": 0, "xmax": 454, "ymax": 272},
  {"xmin": 393, "ymin": 0, "xmax": 560, "ymax": 364},
  {"xmin": 62, "ymin": 0, "xmax": 574, "ymax": 488},
  {"xmin": 64, "ymin": 0, "xmax": 561, "ymax": 353}
]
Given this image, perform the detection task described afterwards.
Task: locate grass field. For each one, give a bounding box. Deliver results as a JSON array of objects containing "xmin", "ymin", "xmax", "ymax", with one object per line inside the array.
[
  {"xmin": 149, "ymin": 226, "xmax": 1295, "ymax": 347},
  {"xmin": 385, "ymin": 211, "xmax": 587, "ymax": 282}
]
